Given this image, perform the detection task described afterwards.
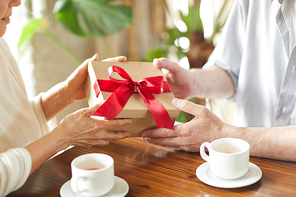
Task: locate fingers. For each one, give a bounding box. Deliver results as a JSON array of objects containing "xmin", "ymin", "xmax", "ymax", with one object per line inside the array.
[
  {"xmin": 96, "ymin": 119, "xmax": 133, "ymax": 131},
  {"xmin": 87, "ymin": 54, "xmax": 99, "ymax": 63},
  {"xmin": 90, "ymin": 130, "xmax": 132, "ymax": 141},
  {"xmin": 61, "ymin": 105, "xmax": 134, "ymax": 149},
  {"xmin": 172, "ymin": 98, "xmax": 204, "ymax": 117},
  {"xmin": 102, "ymin": 130, "xmax": 133, "ymax": 140},
  {"xmin": 102, "ymin": 56, "xmax": 127, "ymax": 62},
  {"xmin": 141, "ymin": 125, "xmax": 187, "ymax": 149},
  {"xmin": 141, "ymin": 124, "xmax": 200, "ymax": 152},
  {"xmin": 84, "ymin": 104, "xmax": 133, "ymax": 130},
  {"xmin": 80, "ymin": 54, "xmax": 99, "ymax": 68},
  {"xmin": 69, "ymin": 124, "xmax": 132, "ymax": 147},
  {"xmin": 141, "ymin": 126, "xmax": 180, "ymax": 138},
  {"xmin": 71, "ymin": 139, "xmax": 110, "ymax": 147},
  {"xmin": 141, "ymin": 126, "xmax": 180, "ymax": 148},
  {"xmin": 91, "ymin": 53, "xmax": 99, "ymax": 61},
  {"xmin": 142, "ymin": 135, "xmax": 181, "ymax": 147},
  {"xmin": 72, "ymin": 131, "xmax": 132, "ymax": 147},
  {"xmin": 153, "ymin": 58, "xmax": 183, "ymax": 74},
  {"xmin": 85, "ymin": 103, "xmax": 103, "ymax": 117}
]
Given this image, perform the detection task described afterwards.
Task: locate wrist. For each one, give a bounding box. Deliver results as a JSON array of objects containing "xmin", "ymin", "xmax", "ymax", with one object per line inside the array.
[
  {"xmin": 189, "ymin": 69, "xmax": 204, "ymax": 98},
  {"xmin": 61, "ymin": 81, "xmax": 76, "ymax": 105},
  {"xmin": 221, "ymin": 123, "xmax": 243, "ymax": 139},
  {"xmin": 41, "ymin": 81, "xmax": 74, "ymax": 121},
  {"xmin": 50, "ymin": 126, "xmax": 71, "ymax": 151}
]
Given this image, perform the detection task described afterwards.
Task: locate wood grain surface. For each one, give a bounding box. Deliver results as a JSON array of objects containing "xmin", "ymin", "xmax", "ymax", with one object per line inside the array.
[{"xmin": 8, "ymin": 138, "xmax": 296, "ymax": 197}]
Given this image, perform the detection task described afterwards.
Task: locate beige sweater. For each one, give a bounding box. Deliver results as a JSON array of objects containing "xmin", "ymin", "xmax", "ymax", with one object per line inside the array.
[{"xmin": 0, "ymin": 38, "xmax": 50, "ymax": 196}]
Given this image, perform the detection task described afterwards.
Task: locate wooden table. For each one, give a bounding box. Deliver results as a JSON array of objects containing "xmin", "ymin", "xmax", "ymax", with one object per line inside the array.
[{"xmin": 9, "ymin": 138, "xmax": 296, "ymax": 197}]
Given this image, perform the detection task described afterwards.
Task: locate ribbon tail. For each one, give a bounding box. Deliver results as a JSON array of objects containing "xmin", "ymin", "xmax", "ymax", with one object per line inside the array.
[
  {"xmin": 163, "ymin": 81, "xmax": 172, "ymax": 92},
  {"xmin": 138, "ymin": 89, "xmax": 175, "ymax": 130},
  {"xmin": 92, "ymin": 86, "xmax": 133, "ymax": 119}
]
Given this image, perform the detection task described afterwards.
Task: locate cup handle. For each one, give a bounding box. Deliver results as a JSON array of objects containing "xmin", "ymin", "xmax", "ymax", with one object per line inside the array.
[
  {"xmin": 200, "ymin": 142, "xmax": 211, "ymax": 162},
  {"xmin": 71, "ymin": 177, "xmax": 87, "ymax": 193}
]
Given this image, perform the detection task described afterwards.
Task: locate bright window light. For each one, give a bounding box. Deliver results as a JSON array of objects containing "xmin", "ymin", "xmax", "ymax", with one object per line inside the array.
[
  {"xmin": 200, "ymin": 0, "xmax": 214, "ymax": 38},
  {"xmin": 179, "ymin": 37, "xmax": 190, "ymax": 50},
  {"xmin": 174, "ymin": 19, "xmax": 188, "ymax": 33},
  {"xmin": 173, "ymin": 0, "xmax": 189, "ymax": 16},
  {"xmin": 174, "ymin": 38, "xmax": 179, "ymax": 47},
  {"xmin": 179, "ymin": 56, "xmax": 190, "ymax": 70}
]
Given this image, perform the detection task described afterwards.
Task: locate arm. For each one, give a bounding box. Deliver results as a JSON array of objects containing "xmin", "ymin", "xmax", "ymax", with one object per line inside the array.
[
  {"xmin": 0, "ymin": 148, "xmax": 31, "ymax": 196},
  {"xmin": 194, "ymin": 65, "xmax": 235, "ymax": 99},
  {"xmin": 142, "ymin": 99, "xmax": 296, "ymax": 161},
  {"xmin": 27, "ymin": 55, "xmax": 131, "ymax": 174},
  {"xmin": 226, "ymin": 124, "xmax": 295, "ymax": 161},
  {"xmin": 153, "ymin": 58, "xmax": 234, "ymax": 100}
]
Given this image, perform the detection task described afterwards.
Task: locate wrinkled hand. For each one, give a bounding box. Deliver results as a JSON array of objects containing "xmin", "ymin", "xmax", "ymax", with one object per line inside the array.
[
  {"xmin": 153, "ymin": 58, "xmax": 196, "ymax": 99},
  {"xmin": 58, "ymin": 103, "xmax": 133, "ymax": 148},
  {"xmin": 141, "ymin": 98, "xmax": 227, "ymax": 152},
  {"xmin": 64, "ymin": 55, "xmax": 127, "ymax": 102}
]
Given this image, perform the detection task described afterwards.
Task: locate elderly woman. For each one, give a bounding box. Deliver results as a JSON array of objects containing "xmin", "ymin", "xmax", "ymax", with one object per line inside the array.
[{"xmin": 0, "ymin": 0, "xmax": 133, "ymax": 196}]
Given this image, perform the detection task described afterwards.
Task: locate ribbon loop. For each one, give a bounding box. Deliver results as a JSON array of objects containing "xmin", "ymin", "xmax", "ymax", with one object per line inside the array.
[{"xmin": 92, "ymin": 65, "xmax": 174, "ymax": 130}]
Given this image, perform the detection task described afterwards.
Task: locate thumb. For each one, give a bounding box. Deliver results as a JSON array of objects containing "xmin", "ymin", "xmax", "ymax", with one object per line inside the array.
[
  {"xmin": 153, "ymin": 58, "xmax": 183, "ymax": 74},
  {"xmin": 172, "ymin": 98, "xmax": 201, "ymax": 117},
  {"xmin": 77, "ymin": 54, "xmax": 99, "ymax": 70},
  {"xmin": 91, "ymin": 53, "xmax": 99, "ymax": 61},
  {"xmin": 102, "ymin": 56, "xmax": 127, "ymax": 62},
  {"xmin": 85, "ymin": 102, "xmax": 103, "ymax": 117}
]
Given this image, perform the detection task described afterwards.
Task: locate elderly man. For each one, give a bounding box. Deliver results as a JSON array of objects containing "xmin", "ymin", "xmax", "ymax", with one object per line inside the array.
[{"xmin": 141, "ymin": 0, "xmax": 296, "ymax": 162}]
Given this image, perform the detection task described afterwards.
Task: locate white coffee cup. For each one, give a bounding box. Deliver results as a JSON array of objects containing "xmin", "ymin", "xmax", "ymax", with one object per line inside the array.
[
  {"xmin": 200, "ymin": 138, "xmax": 250, "ymax": 179},
  {"xmin": 71, "ymin": 153, "xmax": 114, "ymax": 196}
]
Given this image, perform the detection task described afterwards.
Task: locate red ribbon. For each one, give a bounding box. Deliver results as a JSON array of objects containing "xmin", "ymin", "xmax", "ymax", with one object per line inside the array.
[{"xmin": 92, "ymin": 65, "xmax": 174, "ymax": 130}]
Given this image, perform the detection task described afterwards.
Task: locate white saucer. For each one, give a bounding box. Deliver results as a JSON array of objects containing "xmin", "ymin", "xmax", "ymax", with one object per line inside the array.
[
  {"xmin": 60, "ymin": 176, "xmax": 129, "ymax": 197},
  {"xmin": 196, "ymin": 162, "xmax": 262, "ymax": 188}
]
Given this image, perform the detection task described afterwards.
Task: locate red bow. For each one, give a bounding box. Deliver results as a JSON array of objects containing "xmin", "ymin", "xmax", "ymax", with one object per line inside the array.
[{"xmin": 92, "ymin": 65, "xmax": 174, "ymax": 130}]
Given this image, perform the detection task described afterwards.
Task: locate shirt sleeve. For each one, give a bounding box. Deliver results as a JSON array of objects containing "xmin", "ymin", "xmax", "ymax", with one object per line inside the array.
[
  {"xmin": 0, "ymin": 148, "xmax": 32, "ymax": 196},
  {"xmin": 203, "ymin": 0, "xmax": 247, "ymax": 100},
  {"xmin": 29, "ymin": 93, "xmax": 57, "ymax": 136}
]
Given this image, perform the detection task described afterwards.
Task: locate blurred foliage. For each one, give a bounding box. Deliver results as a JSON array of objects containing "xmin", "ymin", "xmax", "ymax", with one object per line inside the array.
[
  {"xmin": 18, "ymin": 0, "xmax": 133, "ymax": 65},
  {"xmin": 146, "ymin": 6, "xmax": 203, "ymax": 62},
  {"xmin": 54, "ymin": 0, "xmax": 133, "ymax": 37},
  {"xmin": 146, "ymin": 1, "xmax": 229, "ymax": 62}
]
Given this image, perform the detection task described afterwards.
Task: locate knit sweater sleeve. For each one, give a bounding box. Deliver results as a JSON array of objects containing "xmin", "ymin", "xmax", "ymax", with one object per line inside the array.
[
  {"xmin": 29, "ymin": 93, "xmax": 51, "ymax": 136},
  {"xmin": 0, "ymin": 148, "xmax": 31, "ymax": 196}
]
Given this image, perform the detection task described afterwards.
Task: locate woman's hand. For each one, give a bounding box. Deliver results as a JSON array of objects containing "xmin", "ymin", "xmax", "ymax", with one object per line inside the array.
[
  {"xmin": 26, "ymin": 103, "xmax": 132, "ymax": 174},
  {"xmin": 41, "ymin": 55, "xmax": 127, "ymax": 121},
  {"xmin": 63, "ymin": 54, "xmax": 98, "ymax": 102},
  {"xmin": 64, "ymin": 55, "xmax": 128, "ymax": 102},
  {"xmin": 58, "ymin": 103, "xmax": 133, "ymax": 148}
]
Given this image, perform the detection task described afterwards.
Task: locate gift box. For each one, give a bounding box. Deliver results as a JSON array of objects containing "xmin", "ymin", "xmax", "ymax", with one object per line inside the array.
[{"xmin": 84, "ymin": 61, "xmax": 179, "ymax": 137}]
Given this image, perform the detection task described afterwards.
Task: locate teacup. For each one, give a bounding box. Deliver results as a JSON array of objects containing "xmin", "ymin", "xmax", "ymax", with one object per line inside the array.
[
  {"xmin": 200, "ymin": 138, "xmax": 250, "ymax": 179},
  {"xmin": 71, "ymin": 153, "xmax": 114, "ymax": 196}
]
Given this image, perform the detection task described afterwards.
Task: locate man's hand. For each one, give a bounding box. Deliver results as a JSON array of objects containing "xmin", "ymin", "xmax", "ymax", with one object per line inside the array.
[
  {"xmin": 153, "ymin": 58, "xmax": 197, "ymax": 99},
  {"xmin": 141, "ymin": 98, "xmax": 227, "ymax": 152}
]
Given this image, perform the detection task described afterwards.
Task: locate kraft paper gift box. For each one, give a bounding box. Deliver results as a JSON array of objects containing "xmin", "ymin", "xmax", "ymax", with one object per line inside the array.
[{"xmin": 84, "ymin": 61, "xmax": 180, "ymax": 137}]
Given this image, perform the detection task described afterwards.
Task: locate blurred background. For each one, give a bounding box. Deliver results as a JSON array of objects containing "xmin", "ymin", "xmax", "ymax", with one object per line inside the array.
[{"xmin": 4, "ymin": 0, "xmax": 235, "ymax": 124}]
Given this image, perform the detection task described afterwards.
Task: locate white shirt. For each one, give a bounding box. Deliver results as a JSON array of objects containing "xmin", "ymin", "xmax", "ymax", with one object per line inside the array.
[
  {"xmin": 0, "ymin": 37, "xmax": 50, "ymax": 196},
  {"xmin": 204, "ymin": 0, "xmax": 296, "ymax": 127},
  {"xmin": 291, "ymin": 0, "xmax": 296, "ymax": 49}
]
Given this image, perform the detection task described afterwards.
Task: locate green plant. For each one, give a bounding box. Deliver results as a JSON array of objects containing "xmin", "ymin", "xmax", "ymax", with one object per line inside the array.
[
  {"xmin": 18, "ymin": 0, "xmax": 133, "ymax": 65},
  {"xmin": 146, "ymin": 1, "xmax": 229, "ymax": 62}
]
